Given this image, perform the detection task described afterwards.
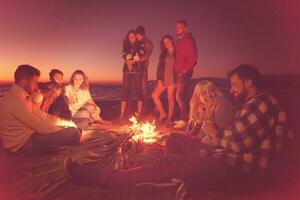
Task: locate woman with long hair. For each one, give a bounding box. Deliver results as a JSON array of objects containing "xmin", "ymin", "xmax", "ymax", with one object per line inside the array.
[
  {"xmin": 152, "ymin": 35, "xmax": 176, "ymax": 123},
  {"xmin": 119, "ymin": 30, "xmax": 145, "ymax": 119},
  {"xmin": 188, "ymin": 80, "xmax": 234, "ymax": 143},
  {"xmin": 64, "ymin": 70, "xmax": 107, "ymax": 128}
]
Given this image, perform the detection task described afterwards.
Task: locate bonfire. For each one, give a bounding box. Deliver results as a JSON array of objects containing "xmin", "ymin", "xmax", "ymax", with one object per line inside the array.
[
  {"xmin": 128, "ymin": 115, "xmax": 162, "ymax": 144},
  {"xmin": 9, "ymin": 115, "xmax": 166, "ymax": 200}
]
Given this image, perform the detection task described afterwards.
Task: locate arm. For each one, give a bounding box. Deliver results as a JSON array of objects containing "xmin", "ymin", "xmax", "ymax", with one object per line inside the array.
[
  {"xmin": 10, "ymin": 98, "xmax": 62, "ymax": 134},
  {"xmin": 219, "ymin": 100, "xmax": 269, "ymax": 153},
  {"xmin": 214, "ymin": 99, "xmax": 234, "ymax": 130}
]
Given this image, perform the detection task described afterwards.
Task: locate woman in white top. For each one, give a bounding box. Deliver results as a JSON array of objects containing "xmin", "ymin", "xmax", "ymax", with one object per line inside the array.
[{"xmin": 64, "ymin": 70, "xmax": 107, "ymax": 128}]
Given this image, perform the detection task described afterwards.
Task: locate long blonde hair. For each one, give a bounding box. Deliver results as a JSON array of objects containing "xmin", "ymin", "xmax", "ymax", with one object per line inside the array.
[{"xmin": 189, "ymin": 80, "xmax": 222, "ymax": 123}]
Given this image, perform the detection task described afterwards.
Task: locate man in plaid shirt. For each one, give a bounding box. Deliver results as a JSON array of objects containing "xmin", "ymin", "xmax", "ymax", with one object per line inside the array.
[{"xmin": 64, "ymin": 65, "xmax": 289, "ymax": 189}]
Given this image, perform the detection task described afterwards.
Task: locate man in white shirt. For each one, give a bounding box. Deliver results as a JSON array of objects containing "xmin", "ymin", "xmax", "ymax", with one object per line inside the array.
[{"xmin": 0, "ymin": 65, "xmax": 81, "ymax": 156}]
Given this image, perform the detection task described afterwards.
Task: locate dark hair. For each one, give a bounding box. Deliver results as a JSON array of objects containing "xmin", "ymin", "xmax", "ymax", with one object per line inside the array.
[
  {"xmin": 14, "ymin": 64, "xmax": 40, "ymax": 83},
  {"xmin": 49, "ymin": 69, "xmax": 63, "ymax": 82},
  {"xmin": 157, "ymin": 35, "xmax": 175, "ymax": 78},
  {"xmin": 122, "ymin": 30, "xmax": 136, "ymax": 53},
  {"xmin": 45, "ymin": 81, "xmax": 61, "ymax": 90},
  {"xmin": 136, "ymin": 25, "xmax": 145, "ymax": 36},
  {"xmin": 70, "ymin": 70, "xmax": 89, "ymax": 89},
  {"xmin": 227, "ymin": 64, "xmax": 261, "ymax": 87},
  {"xmin": 176, "ymin": 19, "xmax": 188, "ymax": 27},
  {"xmin": 159, "ymin": 35, "xmax": 175, "ymax": 60}
]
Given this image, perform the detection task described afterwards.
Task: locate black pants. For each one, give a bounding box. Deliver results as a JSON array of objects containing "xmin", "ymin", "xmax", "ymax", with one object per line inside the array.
[{"xmin": 122, "ymin": 73, "xmax": 143, "ymax": 101}]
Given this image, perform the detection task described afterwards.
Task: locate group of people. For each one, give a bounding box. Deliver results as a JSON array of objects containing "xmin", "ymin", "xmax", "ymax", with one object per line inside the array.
[
  {"xmin": 0, "ymin": 66, "xmax": 109, "ymax": 155},
  {"xmin": 121, "ymin": 20, "xmax": 197, "ymax": 128},
  {"xmin": 64, "ymin": 64, "xmax": 290, "ymax": 193},
  {"xmin": 0, "ymin": 19, "xmax": 291, "ymax": 195}
]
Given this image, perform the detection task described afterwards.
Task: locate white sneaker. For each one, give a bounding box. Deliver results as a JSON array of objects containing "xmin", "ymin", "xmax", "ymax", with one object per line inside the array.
[{"xmin": 174, "ymin": 120, "xmax": 187, "ymax": 129}]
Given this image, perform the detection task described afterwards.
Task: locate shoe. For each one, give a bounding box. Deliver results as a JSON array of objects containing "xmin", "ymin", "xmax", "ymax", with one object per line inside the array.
[
  {"xmin": 174, "ymin": 120, "xmax": 187, "ymax": 129},
  {"xmin": 64, "ymin": 157, "xmax": 101, "ymax": 186}
]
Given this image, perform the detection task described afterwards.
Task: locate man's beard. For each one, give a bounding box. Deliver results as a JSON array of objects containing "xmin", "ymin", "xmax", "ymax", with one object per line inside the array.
[{"xmin": 233, "ymin": 89, "xmax": 248, "ymax": 104}]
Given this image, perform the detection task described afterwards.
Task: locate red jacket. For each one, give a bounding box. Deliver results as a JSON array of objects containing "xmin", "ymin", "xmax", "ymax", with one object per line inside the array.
[{"xmin": 175, "ymin": 33, "xmax": 198, "ymax": 72}]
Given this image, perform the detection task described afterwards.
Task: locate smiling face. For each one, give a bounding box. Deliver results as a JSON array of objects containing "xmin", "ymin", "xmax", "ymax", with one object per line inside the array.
[
  {"xmin": 199, "ymin": 84, "xmax": 217, "ymax": 106},
  {"xmin": 128, "ymin": 32, "xmax": 137, "ymax": 44},
  {"xmin": 53, "ymin": 73, "xmax": 63, "ymax": 84}
]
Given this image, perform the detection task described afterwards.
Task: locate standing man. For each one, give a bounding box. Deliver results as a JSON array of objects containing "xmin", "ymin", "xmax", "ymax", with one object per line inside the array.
[
  {"xmin": 136, "ymin": 25, "xmax": 153, "ymax": 113},
  {"xmin": 174, "ymin": 20, "xmax": 198, "ymax": 128}
]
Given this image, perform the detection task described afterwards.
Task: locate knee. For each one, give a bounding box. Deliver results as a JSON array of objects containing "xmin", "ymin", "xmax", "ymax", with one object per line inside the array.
[
  {"xmin": 151, "ymin": 92, "xmax": 158, "ymax": 101},
  {"xmin": 175, "ymin": 93, "xmax": 182, "ymax": 103}
]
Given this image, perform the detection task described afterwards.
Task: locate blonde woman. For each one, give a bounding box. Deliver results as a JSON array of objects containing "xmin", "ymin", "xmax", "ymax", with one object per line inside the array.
[
  {"xmin": 64, "ymin": 70, "xmax": 108, "ymax": 129},
  {"xmin": 188, "ymin": 80, "xmax": 234, "ymax": 140}
]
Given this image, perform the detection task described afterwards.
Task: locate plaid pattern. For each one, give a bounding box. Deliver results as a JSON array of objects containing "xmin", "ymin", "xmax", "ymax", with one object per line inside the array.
[{"xmin": 215, "ymin": 92, "xmax": 288, "ymax": 174}]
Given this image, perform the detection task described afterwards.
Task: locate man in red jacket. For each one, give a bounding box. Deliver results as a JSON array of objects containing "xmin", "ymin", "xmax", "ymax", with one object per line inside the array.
[{"xmin": 174, "ymin": 20, "xmax": 198, "ymax": 128}]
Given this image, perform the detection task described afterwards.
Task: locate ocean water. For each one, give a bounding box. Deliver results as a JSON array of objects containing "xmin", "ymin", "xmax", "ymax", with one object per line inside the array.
[
  {"xmin": 0, "ymin": 84, "xmax": 125, "ymax": 101},
  {"xmin": 0, "ymin": 79, "xmax": 227, "ymax": 101}
]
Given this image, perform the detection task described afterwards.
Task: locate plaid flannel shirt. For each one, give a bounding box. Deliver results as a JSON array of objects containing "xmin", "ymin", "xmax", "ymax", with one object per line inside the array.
[{"xmin": 215, "ymin": 92, "xmax": 288, "ymax": 174}]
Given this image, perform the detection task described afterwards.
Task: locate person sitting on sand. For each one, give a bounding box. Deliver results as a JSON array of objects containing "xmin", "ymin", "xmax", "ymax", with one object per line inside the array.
[
  {"xmin": 32, "ymin": 69, "xmax": 72, "ymax": 119},
  {"xmin": 64, "ymin": 64, "xmax": 290, "ymax": 192},
  {"xmin": 185, "ymin": 80, "xmax": 234, "ymax": 146},
  {"xmin": 64, "ymin": 70, "xmax": 109, "ymax": 129},
  {"xmin": 0, "ymin": 65, "xmax": 81, "ymax": 156},
  {"xmin": 152, "ymin": 35, "xmax": 176, "ymax": 123}
]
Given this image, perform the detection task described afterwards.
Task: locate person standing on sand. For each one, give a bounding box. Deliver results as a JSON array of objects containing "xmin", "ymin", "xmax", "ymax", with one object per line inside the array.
[
  {"xmin": 173, "ymin": 19, "xmax": 198, "ymax": 129},
  {"xmin": 119, "ymin": 30, "xmax": 145, "ymax": 119},
  {"xmin": 0, "ymin": 65, "xmax": 80, "ymax": 156},
  {"xmin": 136, "ymin": 25, "xmax": 153, "ymax": 112},
  {"xmin": 152, "ymin": 35, "xmax": 176, "ymax": 123}
]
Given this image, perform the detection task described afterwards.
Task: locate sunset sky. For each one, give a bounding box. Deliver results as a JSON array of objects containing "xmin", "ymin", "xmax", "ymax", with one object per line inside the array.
[{"xmin": 0, "ymin": 0, "xmax": 299, "ymax": 83}]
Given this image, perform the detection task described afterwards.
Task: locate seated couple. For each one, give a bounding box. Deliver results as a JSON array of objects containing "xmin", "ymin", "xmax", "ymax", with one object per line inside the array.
[
  {"xmin": 0, "ymin": 65, "xmax": 105, "ymax": 156},
  {"xmin": 64, "ymin": 65, "xmax": 290, "ymax": 194},
  {"xmin": 32, "ymin": 68, "xmax": 109, "ymax": 130}
]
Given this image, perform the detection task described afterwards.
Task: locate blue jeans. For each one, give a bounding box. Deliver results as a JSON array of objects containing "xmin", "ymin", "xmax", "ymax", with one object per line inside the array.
[
  {"xmin": 175, "ymin": 70, "xmax": 193, "ymax": 120},
  {"xmin": 19, "ymin": 127, "xmax": 81, "ymax": 156}
]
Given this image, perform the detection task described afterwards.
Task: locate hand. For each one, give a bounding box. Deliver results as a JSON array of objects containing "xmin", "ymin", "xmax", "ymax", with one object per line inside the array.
[
  {"xmin": 201, "ymin": 122, "xmax": 218, "ymax": 138},
  {"xmin": 126, "ymin": 54, "xmax": 132, "ymax": 60},
  {"xmin": 133, "ymin": 55, "xmax": 140, "ymax": 62},
  {"xmin": 59, "ymin": 120, "xmax": 77, "ymax": 128},
  {"xmin": 126, "ymin": 60, "xmax": 133, "ymax": 66}
]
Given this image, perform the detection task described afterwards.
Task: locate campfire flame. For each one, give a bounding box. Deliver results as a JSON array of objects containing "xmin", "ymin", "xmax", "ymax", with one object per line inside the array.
[{"xmin": 129, "ymin": 116, "xmax": 160, "ymax": 143}]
